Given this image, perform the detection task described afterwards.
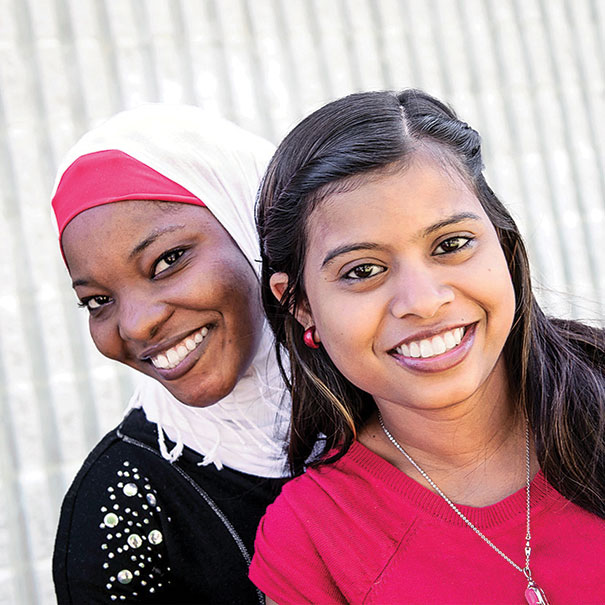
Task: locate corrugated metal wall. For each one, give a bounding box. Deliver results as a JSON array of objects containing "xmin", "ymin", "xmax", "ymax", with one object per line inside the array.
[{"xmin": 0, "ymin": 1, "xmax": 603, "ymax": 602}]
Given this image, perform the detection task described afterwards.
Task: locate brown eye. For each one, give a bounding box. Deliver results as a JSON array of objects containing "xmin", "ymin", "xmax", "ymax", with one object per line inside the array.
[
  {"xmin": 79, "ymin": 295, "xmax": 111, "ymax": 311},
  {"xmin": 434, "ymin": 236, "xmax": 472, "ymax": 255},
  {"xmin": 153, "ymin": 249, "xmax": 185, "ymax": 276},
  {"xmin": 344, "ymin": 263, "xmax": 385, "ymax": 280}
]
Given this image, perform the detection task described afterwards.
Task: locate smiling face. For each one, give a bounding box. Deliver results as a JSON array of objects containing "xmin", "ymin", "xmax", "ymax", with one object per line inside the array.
[
  {"xmin": 288, "ymin": 154, "xmax": 516, "ymax": 415},
  {"xmin": 62, "ymin": 200, "xmax": 264, "ymax": 408}
]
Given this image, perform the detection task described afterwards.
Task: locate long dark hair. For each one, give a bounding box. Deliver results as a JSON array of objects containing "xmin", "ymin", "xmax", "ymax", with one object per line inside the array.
[{"xmin": 257, "ymin": 89, "xmax": 605, "ymax": 518}]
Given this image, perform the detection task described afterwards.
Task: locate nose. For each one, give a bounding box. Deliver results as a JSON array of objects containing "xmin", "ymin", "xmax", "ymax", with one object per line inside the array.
[
  {"xmin": 117, "ymin": 292, "xmax": 171, "ymax": 343},
  {"xmin": 389, "ymin": 265, "xmax": 454, "ymax": 319}
]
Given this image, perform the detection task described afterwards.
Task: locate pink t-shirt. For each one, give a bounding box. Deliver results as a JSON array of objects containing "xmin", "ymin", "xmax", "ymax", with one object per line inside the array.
[{"xmin": 250, "ymin": 441, "xmax": 605, "ymax": 604}]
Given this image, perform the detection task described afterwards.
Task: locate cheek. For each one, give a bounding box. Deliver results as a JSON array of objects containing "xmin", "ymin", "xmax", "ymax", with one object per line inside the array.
[
  {"xmin": 227, "ymin": 283, "xmax": 264, "ymax": 351},
  {"xmin": 312, "ymin": 290, "xmax": 380, "ymax": 369},
  {"xmin": 501, "ymin": 278, "xmax": 516, "ymax": 336},
  {"xmin": 209, "ymin": 260, "xmax": 264, "ymax": 355},
  {"xmin": 222, "ymin": 263, "xmax": 263, "ymax": 323},
  {"xmin": 484, "ymin": 256, "xmax": 516, "ymax": 338},
  {"xmin": 89, "ymin": 322, "xmax": 120, "ymax": 360}
]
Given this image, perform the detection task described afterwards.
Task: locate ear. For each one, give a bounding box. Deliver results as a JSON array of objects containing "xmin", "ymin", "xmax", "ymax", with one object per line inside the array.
[{"xmin": 269, "ymin": 272, "xmax": 315, "ymax": 331}]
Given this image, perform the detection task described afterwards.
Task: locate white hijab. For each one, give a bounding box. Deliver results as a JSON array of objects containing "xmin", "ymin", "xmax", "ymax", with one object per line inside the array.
[{"xmin": 52, "ymin": 104, "xmax": 290, "ymax": 478}]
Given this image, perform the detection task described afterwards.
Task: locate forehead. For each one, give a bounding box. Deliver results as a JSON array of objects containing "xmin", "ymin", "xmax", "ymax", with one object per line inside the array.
[
  {"xmin": 63, "ymin": 200, "xmax": 209, "ymax": 241},
  {"xmin": 61, "ymin": 200, "xmax": 219, "ymax": 269},
  {"xmin": 306, "ymin": 155, "xmax": 484, "ymax": 246}
]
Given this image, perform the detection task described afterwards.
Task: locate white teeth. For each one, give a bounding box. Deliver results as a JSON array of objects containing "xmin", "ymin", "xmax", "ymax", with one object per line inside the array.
[
  {"xmin": 150, "ymin": 326, "xmax": 210, "ymax": 370},
  {"xmin": 444, "ymin": 331, "xmax": 456, "ymax": 349},
  {"xmin": 419, "ymin": 340, "xmax": 433, "ymax": 358},
  {"xmin": 154, "ymin": 354, "xmax": 169, "ymax": 369},
  {"xmin": 396, "ymin": 326, "xmax": 467, "ymax": 359},
  {"xmin": 431, "ymin": 335, "xmax": 447, "ymax": 355}
]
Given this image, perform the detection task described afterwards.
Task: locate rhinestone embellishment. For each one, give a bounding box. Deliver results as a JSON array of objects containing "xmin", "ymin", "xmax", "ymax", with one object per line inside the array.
[
  {"xmin": 123, "ymin": 483, "xmax": 138, "ymax": 497},
  {"xmin": 127, "ymin": 534, "xmax": 143, "ymax": 549},
  {"xmin": 117, "ymin": 569, "xmax": 133, "ymax": 584},
  {"xmin": 98, "ymin": 463, "xmax": 172, "ymax": 596},
  {"xmin": 103, "ymin": 512, "xmax": 119, "ymax": 527}
]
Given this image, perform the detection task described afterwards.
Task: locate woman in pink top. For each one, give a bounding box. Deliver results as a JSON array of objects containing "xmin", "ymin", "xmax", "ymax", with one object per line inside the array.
[{"xmin": 250, "ymin": 89, "xmax": 605, "ymax": 604}]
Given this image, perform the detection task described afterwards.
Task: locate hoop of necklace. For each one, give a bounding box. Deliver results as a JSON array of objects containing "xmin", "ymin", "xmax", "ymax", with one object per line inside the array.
[{"xmin": 378, "ymin": 412, "xmax": 550, "ymax": 605}]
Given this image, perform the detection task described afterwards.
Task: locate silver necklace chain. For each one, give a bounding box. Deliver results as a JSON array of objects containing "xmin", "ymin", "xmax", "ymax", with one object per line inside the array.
[{"xmin": 378, "ymin": 413, "xmax": 534, "ymax": 580}]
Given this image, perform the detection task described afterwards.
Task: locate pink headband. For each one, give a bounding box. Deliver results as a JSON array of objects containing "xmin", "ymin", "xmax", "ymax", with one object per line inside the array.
[{"xmin": 52, "ymin": 149, "xmax": 205, "ymax": 241}]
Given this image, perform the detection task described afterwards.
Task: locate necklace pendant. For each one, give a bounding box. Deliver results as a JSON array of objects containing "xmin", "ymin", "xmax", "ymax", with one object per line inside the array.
[{"xmin": 525, "ymin": 581, "xmax": 550, "ymax": 605}]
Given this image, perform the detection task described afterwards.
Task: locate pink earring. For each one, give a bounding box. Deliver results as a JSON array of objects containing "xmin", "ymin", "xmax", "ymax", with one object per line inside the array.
[{"xmin": 303, "ymin": 326, "xmax": 320, "ymax": 349}]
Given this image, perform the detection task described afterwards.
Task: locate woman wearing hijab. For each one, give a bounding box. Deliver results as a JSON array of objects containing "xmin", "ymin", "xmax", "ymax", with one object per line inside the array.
[{"xmin": 50, "ymin": 104, "xmax": 289, "ymax": 604}]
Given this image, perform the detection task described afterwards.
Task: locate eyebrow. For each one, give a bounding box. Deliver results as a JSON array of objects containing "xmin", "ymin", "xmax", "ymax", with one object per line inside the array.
[
  {"xmin": 422, "ymin": 212, "xmax": 481, "ymax": 237},
  {"xmin": 321, "ymin": 243, "xmax": 382, "ymax": 268},
  {"xmin": 320, "ymin": 212, "xmax": 482, "ymax": 269},
  {"xmin": 72, "ymin": 277, "xmax": 91, "ymax": 288},
  {"xmin": 128, "ymin": 224, "xmax": 187, "ymax": 260},
  {"xmin": 71, "ymin": 224, "xmax": 187, "ymax": 288}
]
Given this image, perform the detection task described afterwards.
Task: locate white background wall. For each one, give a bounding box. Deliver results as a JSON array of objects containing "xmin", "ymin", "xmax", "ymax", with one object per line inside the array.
[{"xmin": 0, "ymin": 1, "xmax": 603, "ymax": 602}]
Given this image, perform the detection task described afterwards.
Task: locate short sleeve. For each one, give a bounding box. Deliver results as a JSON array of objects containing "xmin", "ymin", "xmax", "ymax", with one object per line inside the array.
[
  {"xmin": 249, "ymin": 495, "xmax": 346, "ymax": 605},
  {"xmin": 54, "ymin": 455, "xmax": 173, "ymax": 604}
]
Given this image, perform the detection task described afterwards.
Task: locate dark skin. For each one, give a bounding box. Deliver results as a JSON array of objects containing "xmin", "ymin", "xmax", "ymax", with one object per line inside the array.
[{"xmin": 62, "ymin": 200, "xmax": 264, "ymax": 408}]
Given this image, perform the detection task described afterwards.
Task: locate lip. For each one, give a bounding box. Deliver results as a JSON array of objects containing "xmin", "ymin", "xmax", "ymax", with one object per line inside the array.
[
  {"xmin": 390, "ymin": 322, "xmax": 477, "ymax": 373},
  {"xmin": 141, "ymin": 325, "xmax": 213, "ymax": 381}
]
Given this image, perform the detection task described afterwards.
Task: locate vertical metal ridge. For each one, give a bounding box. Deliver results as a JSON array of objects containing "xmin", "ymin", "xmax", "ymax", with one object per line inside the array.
[
  {"xmin": 398, "ymin": 0, "xmax": 427, "ymax": 88},
  {"xmin": 538, "ymin": 0, "xmax": 604, "ymax": 314},
  {"xmin": 0, "ymin": 90, "xmax": 38, "ymax": 605},
  {"xmin": 241, "ymin": 0, "xmax": 276, "ymax": 139},
  {"xmin": 133, "ymin": 0, "xmax": 161, "ymax": 101},
  {"xmin": 270, "ymin": 0, "xmax": 304, "ymax": 119},
  {"xmin": 305, "ymin": 0, "xmax": 334, "ymax": 100},
  {"xmin": 564, "ymin": 1, "xmax": 605, "ymax": 206},
  {"xmin": 339, "ymin": 0, "xmax": 363, "ymax": 91},
  {"xmin": 480, "ymin": 1, "xmax": 556, "ymax": 285},
  {"xmin": 509, "ymin": 0, "xmax": 580, "ymax": 308},
  {"xmin": 94, "ymin": 0, "xmax": 124, "ymax": 112},
  {"xmin": 426, "ymin": 0, "xmax": 454, "ymax": 97},
  {"xmin": 54, "ymin": 0, "xmax": 89, "ymax": 131},
  {"xmin": 588, "ymin": 0, "xmax": 605, "ymax": 77},
  {"xmin": 205, "ymin": 0, "xmax": 236, "ymax": 120},
  {"xmin": 171, "ymin": 0, "xmax": 198, "ymax": 104},
  {"xmin": 366, "ymin": 0, "xmax": 394, "ymax": 88},
  {"xmin": 452, "ymin": 0, "xmax": 489, "ymax": 129},
  {"xmin": 11, "ymin": 0, "xmax": 64, "ymax": 489}
]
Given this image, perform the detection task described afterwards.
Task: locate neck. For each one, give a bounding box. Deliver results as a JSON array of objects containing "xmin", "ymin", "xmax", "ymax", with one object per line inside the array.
[{"xmin": 360, "ymin": 363, "xmax": 536, "ymax": 505}]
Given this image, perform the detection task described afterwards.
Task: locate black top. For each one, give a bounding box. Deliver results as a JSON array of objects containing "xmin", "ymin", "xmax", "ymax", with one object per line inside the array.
[{"xmin": 53, "ymin": 408, "xmax": 284, "ymax": 604}]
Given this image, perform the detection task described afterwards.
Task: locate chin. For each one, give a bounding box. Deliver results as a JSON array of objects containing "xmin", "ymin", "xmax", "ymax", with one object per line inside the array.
[
  {"xmin": 179, "ymin": 398, "xmax": 217, "ymax": 409},
  {"xmin": 170, "ymin": 379, "xmax": 238, "ymax": 409}
]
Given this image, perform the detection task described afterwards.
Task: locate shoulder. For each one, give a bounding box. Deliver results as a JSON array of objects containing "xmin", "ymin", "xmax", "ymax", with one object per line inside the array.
[
  {"xmin": 250, "ymin": 442, "xmax": 412, "ymax": 604},
  {"xmin": 273, "ymin": 439, "xmax": 400, "ymax": 512},
  {"xmin": 54, "ymin": 409, "xmax": 277, "ymax": 604},
  {"xmin": 56, "ymin": 410, "xmax": 167, "ymax": 531},
  {"xmin": 53, "ymin": 413, "xmax": 177, "ymax": 603},
  {"xmin": 249, "ymin": 449, "xmax": 359, "ymax": 578}
]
